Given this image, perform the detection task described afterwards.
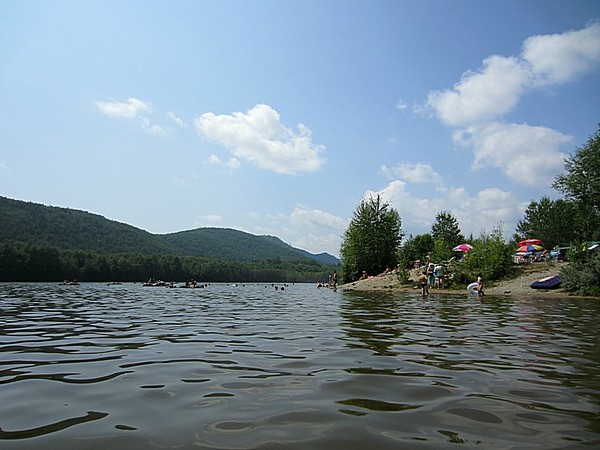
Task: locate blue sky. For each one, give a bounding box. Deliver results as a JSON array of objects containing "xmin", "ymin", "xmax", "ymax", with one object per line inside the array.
[{"xmin": 1, "ymin": 1, "xmax": 599, "ymax": 257}]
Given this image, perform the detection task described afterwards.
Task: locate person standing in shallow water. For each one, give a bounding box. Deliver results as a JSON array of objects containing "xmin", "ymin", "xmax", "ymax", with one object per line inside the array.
[
  {"xmin": 426, "ymin": 263, "xmax": 435, "ymax": 287},
  {"xmin": 477, "ymin": 272, "xmax": 485, "ymax": 297},
  {"xmin": 419, "ymin": 271, "xmax": 429, "ymax": 298}
]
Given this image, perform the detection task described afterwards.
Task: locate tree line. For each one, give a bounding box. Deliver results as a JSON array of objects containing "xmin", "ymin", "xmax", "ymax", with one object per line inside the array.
[
  {"xmin": 0, "ymin": 240, "xmax": 337, "ymax": 283},
  {"xmin": 340, "ymin": 126, "xmax": 600, "ymax": 296}
]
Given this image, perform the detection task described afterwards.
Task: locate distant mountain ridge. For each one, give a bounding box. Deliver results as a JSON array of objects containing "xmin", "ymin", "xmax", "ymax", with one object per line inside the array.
[{"xmin": 0, "ymin": 196, "xmax": 340, "ymax": 265}]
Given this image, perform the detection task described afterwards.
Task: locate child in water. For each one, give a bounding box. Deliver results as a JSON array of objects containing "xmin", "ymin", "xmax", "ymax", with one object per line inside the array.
[
  {"xmin": 477, "ymin": 272, "xmax": 485, "ymax": 297},
  {"xmin": 419, "ymin": 271, "xmax": 429, "ymax": 297}
]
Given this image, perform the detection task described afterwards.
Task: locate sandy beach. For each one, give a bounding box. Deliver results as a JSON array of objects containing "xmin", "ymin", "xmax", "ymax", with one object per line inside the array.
[{"xmin": 340, "ymin": 261, "xmax": 596, "ymax": 299}]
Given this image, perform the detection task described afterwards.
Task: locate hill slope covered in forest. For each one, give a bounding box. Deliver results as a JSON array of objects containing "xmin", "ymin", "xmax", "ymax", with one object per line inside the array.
[{"xmin": 0, "ymin": 196, "xmax": 339, "ymax": 264}]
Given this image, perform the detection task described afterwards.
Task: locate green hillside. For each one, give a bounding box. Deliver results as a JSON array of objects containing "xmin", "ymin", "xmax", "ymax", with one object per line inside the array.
[
  {"xmin": 163, "ymin": 228, "xmax": 317, "ymax": 262},
  {"xmin": 0, "ymin": 196, "xmax": 339, "ymax": 264},
  {"xmin": 0, "ymin": 196, "xmax": 174, "ymax": 254}
]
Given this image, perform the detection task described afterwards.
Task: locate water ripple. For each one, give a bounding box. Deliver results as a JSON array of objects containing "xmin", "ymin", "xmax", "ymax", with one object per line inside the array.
[{"xmin": 0, "ymin": 283, "xmax": 599, "ymax": 448}]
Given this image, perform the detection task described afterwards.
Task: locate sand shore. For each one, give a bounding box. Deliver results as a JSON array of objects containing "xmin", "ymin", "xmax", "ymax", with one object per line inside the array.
[{"xmin": 339, "ymin": 261, "xmax": 596, "ymax": 299}]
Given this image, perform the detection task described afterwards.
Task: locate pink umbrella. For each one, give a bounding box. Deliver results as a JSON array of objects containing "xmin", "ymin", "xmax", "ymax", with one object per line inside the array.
[
  {"xmin": 517, "ymin": 238, "xmax": 542, "ymax": 246},
  {"xmin": 452, "ymin": 243, "xmax": 473, "ymax": 252}
]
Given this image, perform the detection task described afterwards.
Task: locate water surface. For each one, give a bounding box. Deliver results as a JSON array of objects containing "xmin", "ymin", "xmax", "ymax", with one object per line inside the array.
[{"xmin": 1, "ymin": 283, "xmax": 599, "ymax": 449}]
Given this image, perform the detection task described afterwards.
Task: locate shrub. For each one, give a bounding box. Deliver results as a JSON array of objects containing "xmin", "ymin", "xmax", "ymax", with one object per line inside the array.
[
  {"xmin": 561, "ymin": 249, "xmax": 600, "ymax": 296},
  {"xmin": 453, "ymin": 224, "xmax": 515, "ymax": 285}
]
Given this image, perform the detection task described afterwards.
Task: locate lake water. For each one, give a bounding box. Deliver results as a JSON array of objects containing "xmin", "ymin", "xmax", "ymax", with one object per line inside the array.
[{"xmin": 1, "ymin": 283, "xmax": 599, "ymax": 449}]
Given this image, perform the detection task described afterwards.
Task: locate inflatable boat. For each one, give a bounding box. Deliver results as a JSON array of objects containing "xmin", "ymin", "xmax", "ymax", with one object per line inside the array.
[{"xmin": 530, "ymin": 275, "xmax": 563, "ymax": 290}]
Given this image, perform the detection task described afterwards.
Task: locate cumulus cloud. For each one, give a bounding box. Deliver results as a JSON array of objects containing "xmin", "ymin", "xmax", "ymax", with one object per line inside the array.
[
  {"xmin": 95, "ymin": 97, "xmax": 151, "ymax": 119},
  {"xmin": 290, "ymin": 205, "xmax": 349, "ymax": 231},
  {"xmin": 427, "ymin": 55, "xmax": 529, "ymax": 126},
  {"xmin": 427, "ymin": 22, "xmax": 600, "ymax": 127},
  {"xmin": 453, "ymin": 122, "xmax": 571, "ymax": 185},
  {"xmin": 381, "ymin": 162, "xmax": 442, "ymax": 184},
  {"xmin": 366, "ymin": 180, "xmax": 439, "ymax": 230},
  {"xmin": 194, "ymin": 104, "xmax": 326, "ymax": 175},
  {"xmin": 422, "ymin": 22, "xmax": 600, "ymax": 188},
  {"xmin": 366, "ymin": 180, "xmax": 520, "ymax": 239},
  {"xmin": 524, "ymin": 21, "xmax": 600, "ymax": 85},
  {"xmin": 288, "ymin": 205, "xmax": 348, "ymax": 256},
  {"xmin": 241, "ymin": 205, "xmax": 347, "ymax": 257},
  {"xmin": 96, "ymin": 97, "xmax": 172, "ymax": 136}
]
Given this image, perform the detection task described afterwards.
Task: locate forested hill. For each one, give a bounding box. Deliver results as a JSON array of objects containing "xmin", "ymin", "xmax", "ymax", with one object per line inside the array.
[
  {"xmin": 0, "ymin": 196, "xmax": 174, "ymax": 254},
  {"xmin": 162, "ymin": 228, "xmax": 340, "ymax": 264},
  {"xmin": 0, "ymin": 196, "xmax": 339, "ymax": 264}
]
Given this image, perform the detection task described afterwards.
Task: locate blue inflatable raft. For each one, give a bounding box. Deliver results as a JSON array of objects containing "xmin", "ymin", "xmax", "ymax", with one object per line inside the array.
[{"xmin": 530, "ymin": 275, "xmax": 563, "ymax": 290}]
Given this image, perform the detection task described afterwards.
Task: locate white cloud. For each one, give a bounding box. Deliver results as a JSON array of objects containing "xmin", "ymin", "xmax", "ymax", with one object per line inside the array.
[
  {"xmin": 96, "ymin": 97, "xmax": 170, "ymax": 136},
  {"xmin": 426, "ymin": 23, "xmax": 600, "ymax": 127},
  {"xmin": 427, "ymin": 55, "xmax": 530, "ymax": 126},
  {"xmin": 524, "ymin": 21, "xmax": 600, "ymax": 85},
  {"xmin": 453, "ymin": 122, "xmax": 571, "ymax": 186},
  {"xmin": 290, "ymin": 205, "xmax": 349, "ymax": 231},
  {"xmin": 381, "ymin": 162, "xmax": 442, "ymax": 184},
  {"xmin": 420, "ymin": 23, "xmax": 599, "ymax": 191},
  {"xmin": 205, "ymin": 154, "xmax": 240, "ymax": 170},
  {"xmin": 95, "ymin": 97, "xmax": 151, "ymax": 119},
  {"xmin": 240, "ymin": 205, "xmax": 347, "ymax": 257},
  {"xmin": 366, "ymin": 180, "xmax": 439, "ymax": 230},
  {"xmin": 366, "ymin": 180, "xmax": 521, "ymax": 240},
  {"xmin": 203, "ymin": 214, "xmax": 223, "ymax": 223},
  {"xmin": 194, "ymin": 104, "xmax": 326, "ymax": 175},
  {"xmin": 167, "ymin": 111, "xmax": 186, "ymax": 127},
  {"xmin": 226, "ymin": 157, "xmax": 241, "ymax": 169},
  {"xmin": 206, "ymin": 154, "xmax": 221, "ymax": 164},
  {"xmin": 140, "ymin": 117, "xmax": 168, "ymax": 136}
]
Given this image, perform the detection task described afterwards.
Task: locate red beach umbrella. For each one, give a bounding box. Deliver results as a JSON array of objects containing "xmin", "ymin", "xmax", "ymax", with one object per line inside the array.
[{"xmin": 517, "ymin": 238, "xmax": 542, "ymax": 246}]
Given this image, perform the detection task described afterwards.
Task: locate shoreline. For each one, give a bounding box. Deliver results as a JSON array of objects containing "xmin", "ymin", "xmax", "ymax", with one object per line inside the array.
[{"xmin": 339, "ymin": 263, "xmax": 597, "ymax": 300}]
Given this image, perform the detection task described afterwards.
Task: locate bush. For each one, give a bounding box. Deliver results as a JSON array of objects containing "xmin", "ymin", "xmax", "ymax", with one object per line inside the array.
[
  {"xmin": 453, "ymin": 225, "xmax": 515, "ymax": 285},
  {"xmin": 561, "ymin": 249, "xmax": 600, "ymax": 296}
]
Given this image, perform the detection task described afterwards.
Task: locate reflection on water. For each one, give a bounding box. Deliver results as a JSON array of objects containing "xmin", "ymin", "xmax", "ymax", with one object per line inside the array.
[{"xmin": 0, "ymin": 283, "xmax": 599, "ymax": 449}]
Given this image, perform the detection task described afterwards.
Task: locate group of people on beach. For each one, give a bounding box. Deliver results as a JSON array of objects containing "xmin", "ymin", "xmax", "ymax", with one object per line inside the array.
[
  {"xmin": 419, "ymin": 269, "xmax": 484, "ymax": 298},
  {"xmin": 416, "ymin": 255, "xmax": 484, "ymax": 298},
  {"xmin": 418, "ymin": 261, "xmax": 448, "ymax": 296},
  {"xmin": 359, "ymin": 265, "xmax": 401, "ymax": 280}
]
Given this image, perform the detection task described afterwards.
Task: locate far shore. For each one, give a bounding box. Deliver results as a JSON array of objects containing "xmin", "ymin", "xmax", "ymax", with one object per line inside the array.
[{"xmin": 339, "ymin": 262, "xmax": 597, "ymax": 300}]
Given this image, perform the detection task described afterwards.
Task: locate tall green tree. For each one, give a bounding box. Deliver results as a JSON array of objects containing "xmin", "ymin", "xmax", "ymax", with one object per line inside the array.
[
  {"xmin": 552, "ymin": 127, "xmax": 600, "ymax": 242},
  {"xmin": 553, "ymin": 127, "xmax": 600, "ymax": 215},
  {"xmin": 515, "ymin": 196, "xmax": 579, "ymax": 249},
  {"xmin": 340, "ymin": 195, "xmax": 404, "ymax": 282},
  {"xmin": 431, "ymin": 211, "xmax": 465, "ymax": 261},
  {"xmin": 431, "ymin": 211, "xmax": 465, "ymax": 247},
  {"xmin": 398, "ymin": 233, "xmax": 434, "ymax": 268}
]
